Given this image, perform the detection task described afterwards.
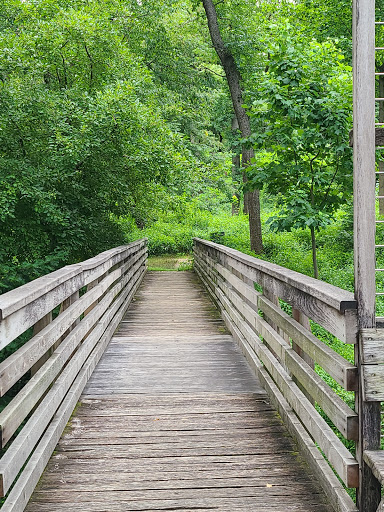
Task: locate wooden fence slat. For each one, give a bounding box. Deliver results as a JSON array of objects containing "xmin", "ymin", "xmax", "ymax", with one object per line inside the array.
[
  {"xmin": 0, "ymin": 254, "xmax": 146, "ymax": 448},
  {"xmin": 196, "ymin": 249, "xmax": 357, "ymax": 392},
  {"xmin": 255, "ymin": 315, "xmax": 358, "ymax": 440},
  {"xmin": 225, "ymin": 310, "xmax": 358, "ymax": 512},
  {"xmin": 194, "ymin": 252, "xmax": 359, "ymax": 488},
  {"xmin": 0, "ymin": 264, "xmax": 146, "ymax": 497},
  {"xmin": 194, "ymin": 241, "xmax": 358, "ymax": 343},
  {"xmin": 0, "ymin": 241, "xmax": 146, "ymax": 349},
  {"xmin": 212, "ymin": 277, "xmax": 358, "ymax": 441},
  {"xmin": 205, "ymin": 251, "xmax": 357, "ymax": 390},
  {"xmin": 0, "ymin": 240, "xmax": 146, "ymax": 321},
  {"xmin": 0, "ymin": 249, "xmax": 146, "ymax": 396},
  {"xmin": 214, "ymin": 286, "xmax": 358, "ymax": 488},
  {"xmin": 257, "ymin": 296, "xmax": 358, "ymax": 391},
  {"xmin": 194, "ymin": 239, "xmax": 357, "ymax": 311},
  {"xmin": 0, "ymin": 270, "xmax": 141, "ymax": 512},
  {"xmin": 225, "ymin": 254, "xmax": 358, "ymax": 344}
]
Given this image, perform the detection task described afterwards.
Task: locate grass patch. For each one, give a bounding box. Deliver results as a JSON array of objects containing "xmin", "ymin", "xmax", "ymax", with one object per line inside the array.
[{"xmin": 147, "ymin": 254, "xmax": 193, "ymax": 271}]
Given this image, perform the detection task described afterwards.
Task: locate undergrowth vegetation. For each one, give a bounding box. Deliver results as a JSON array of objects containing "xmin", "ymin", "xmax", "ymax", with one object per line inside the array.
[{"xmin": 120, "ymin": 193, "xmax": 356, "ymax": 293}]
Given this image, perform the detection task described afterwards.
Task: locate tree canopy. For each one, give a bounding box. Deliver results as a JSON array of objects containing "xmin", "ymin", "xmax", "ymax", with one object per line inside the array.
[{"xmin": 0, "ymin": 0, "xmax": 365, "ymax": 289}]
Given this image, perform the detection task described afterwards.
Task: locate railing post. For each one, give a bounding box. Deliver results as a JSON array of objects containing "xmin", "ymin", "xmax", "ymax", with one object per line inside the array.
[{"xmin": 353, "ymin": 0, "xmax": 381, "ymax": 509}]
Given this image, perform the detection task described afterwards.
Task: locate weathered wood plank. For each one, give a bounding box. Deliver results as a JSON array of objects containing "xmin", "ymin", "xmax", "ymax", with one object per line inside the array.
[
  {"xmin": 0, "ymin": 264, "xmax": 146, "ymax": 503},
  {"xmin": 214, "ymin": 285, "xmax": 358, "ymax": 487},
  {"xmin": 361, "ymin": 328, "xmax": 384, "ymax": 364},
  {"xmin": 361, "ymin": 365, "xmax": 384, "ymax": 401},
  {"xmin": 352, "ymin": 0, "xmax": 380, "ymax": 509},
  {"xmin": 197, "ymin": 256, "xmax": 358, "ymax": 438},
  {"xmin": 254, "ymin": 314, "xmax": 358, "ymax": 440},
  {"xmin": 258, "ymin": 296, "xmax": 357, "ymax": 390},
  {"xmin": 0, "ymin": 258, "xmax": 146, "ymax": 447},
  {"xmin": 30, "ymin": 311, "xmax": 53, "ymax": 376},
  {"xmin": 195, "ymin": 244, "xmax": 358, "ymax": 343},
  {"xmin": 24, "ymin": 270, "xmax": 332, "ymax": 512},
  {"xmin": 224, "ymin": 313, "xmax": 358, "ymax": 512},
  {"xmin": 194, "ymin": 239, "xmax": 357, "ymax": 311},
  {"xmin": 0, "ymin": 241, "xmax": 146, "ymax": 349},
  {"xmin": 363, "ymin": 451, "xmax": 384, "ymax": 485},
  {"xmin": 0, "ymin": 240, "xmax": 146, "ymax": 321},
  {"xmin": 0, "ymin": 253, "xmax": 146, "ymax": 395}
]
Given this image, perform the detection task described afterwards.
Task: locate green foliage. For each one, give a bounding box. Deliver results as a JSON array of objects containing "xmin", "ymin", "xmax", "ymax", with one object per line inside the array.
[
  {"xmin": 247, "ymin": 34, "xmax": 353, "ymax": 234},
  {"xmin": 0, "ymin": 0, "xmax": 228, "ymax": 291}
]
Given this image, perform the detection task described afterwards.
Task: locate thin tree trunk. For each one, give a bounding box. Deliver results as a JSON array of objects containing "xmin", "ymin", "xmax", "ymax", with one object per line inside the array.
[
  {"xmin": 310, "ymin": 227, "xmax": 319, "ymax": 279},
  {"xmin": 202, "ymin": 0, "xmax": 263, "ymax": 253},
  {"xmin": 231, "ymin": 116, "xmax": 241, "ymax": 216}
]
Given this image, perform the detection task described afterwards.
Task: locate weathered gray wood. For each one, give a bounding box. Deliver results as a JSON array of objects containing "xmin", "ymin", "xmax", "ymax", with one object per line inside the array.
[
  {"xmin": 0, "ymin": 241, "xmax": 146, "ymax": 349},
  {"xmin": 0, "ymin": 252, "xmax": 146, "ymax": 397},
  {"xmin": 213, "ymin": 284, "xmax": 358, "ymax": 487},
  {"xmin": 352, "ymin": 0, "xmax": 381, "ymax": 508},
  {"xmin": 0, "ymin": 257, "xmax": 146, "ymax": 447},
  {"xmin": 254, "ymin": 314, "xmax": 358, "ymax": 440},
  {"xmin": 195, "ymin": 242, "xmax": 358, "ymax": 343},
  {"xmin": 194, "ymin": 239, "xmax": 357, "ymax": 311},
  {"xmin": 25, "ymin": 501, "xmax": 330, "ymax": 512},
  {"xmin": 258, "ymin": 296, "xmax": 357, "ymax": 390},
  {"xmin": 0, "ymin": 240, "xmax": 146, "ymax": 321},
  {"xmin": 84, "ymin": 278, "xmax": 100, "ymax": 317},
  {"xmin": 349, "ymin": 127, "xmax": 384, "ymax": 147},
  {"xmin": 0, "ymin": 263, "xmax": 146, "ymax": 501},
  {"xmin": 359, "ymin": 329, "xmax": 384, "ymax": 400},
  {"xmin": 30, "ymin": 312, "xmax": 53, "ymax": 376},
  {"xmin": 363, "ymin": 451, "xmax": 384, "ymax": 485},
  {"xmin": 197, "ymin": 250, "xmax": 357, "ymax": 390},
  {"xmin": 197, "ymin": 254, "xmax": 358, "ymax": 438},
  {"xmin": 226, "ymin": 315, "xmax": 358, "ymax": 512},
  {"xmin": 361, "ymin": 365, "xmax": 384, "ymax": 401},
  {"xmin": 24, "ymin": 270, "xmax": 331, "ymax": 512},
  {"xmin": 292, "ymin": 308, "xmax": 314, "ymax": 368},
  {"xmin": 360, "ymin": 328, "xmax": 384, "ymax": 364},
  {"xmin": 226, "ymin": 254, "xmax": 358, "ymax": 343}
]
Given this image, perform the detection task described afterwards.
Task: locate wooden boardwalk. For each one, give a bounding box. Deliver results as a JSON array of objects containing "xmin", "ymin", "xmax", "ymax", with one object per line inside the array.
[{"xmin": 26, "ymin": 271, "xmax": 332, "ymax": 512}]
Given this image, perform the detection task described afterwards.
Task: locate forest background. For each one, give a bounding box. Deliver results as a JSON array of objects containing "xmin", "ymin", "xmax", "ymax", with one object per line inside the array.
[{"xmin": 0, "ymin": 0, "xmax": 375, "ymax": 298}]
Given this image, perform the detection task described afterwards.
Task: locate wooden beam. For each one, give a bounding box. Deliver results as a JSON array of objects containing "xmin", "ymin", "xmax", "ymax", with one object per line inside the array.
[
  {"xmin": 0, "ymin": 263, "xmax": 146, "ymax": 498},
  {"xmin": 352, "ymin": 0, "xmax": 381, "ymax": 509},
  {"xmin": 349, "ymin": 127, "xmax": 384, "ymax": 147},
  {"xmin": 0, "ymin": 240, "xmax": 147, "ymax": 349},
  {"xmin": 194, "ymin": 239, "xmax": 357, "ymax": 312}
]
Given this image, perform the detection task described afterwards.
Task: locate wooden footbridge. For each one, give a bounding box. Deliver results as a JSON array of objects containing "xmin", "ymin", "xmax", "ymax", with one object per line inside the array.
[
  {"xmin": 0, "ymin": 235, "xmax": 380, "ymax": 512},
  {"xmin": 1, "ymin": 0, "xmax": 384, "ymax": 511}
]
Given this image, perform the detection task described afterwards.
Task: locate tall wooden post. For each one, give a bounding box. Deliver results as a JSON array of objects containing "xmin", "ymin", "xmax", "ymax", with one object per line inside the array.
[{"xmin": 353, "ymin": 1, "xmax": 382, "ymax": 510}]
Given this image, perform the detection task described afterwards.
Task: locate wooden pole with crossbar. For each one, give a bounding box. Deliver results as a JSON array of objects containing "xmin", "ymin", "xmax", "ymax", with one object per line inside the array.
[{"xmin": 353, "ymin": 1, "xmax": 382, "ymax": 510}]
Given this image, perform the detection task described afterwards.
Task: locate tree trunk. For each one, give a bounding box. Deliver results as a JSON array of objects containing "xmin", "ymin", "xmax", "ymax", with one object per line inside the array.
[
  {"xmin": 310, "ymin": 227, "xmax": 319, "ymax": 279},
  {"xmin": 202, "ymin": 0, "xmax": 263, "ymax": 253},
  {"xmin": 231, "ymin": 116, "xmax": 241, "ymax": 216}
]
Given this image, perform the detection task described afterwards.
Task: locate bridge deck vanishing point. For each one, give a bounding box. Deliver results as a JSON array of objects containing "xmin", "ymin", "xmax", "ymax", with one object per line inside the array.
[{"xmin": 26, "ymin": 271, "xmax": 331, "ymax": 512}]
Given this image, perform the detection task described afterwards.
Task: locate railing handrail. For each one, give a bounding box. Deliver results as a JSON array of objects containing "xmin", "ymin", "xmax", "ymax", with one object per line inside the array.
[
  {"xmin": 0, "ymin": 239, "xmax": 147, "ymax": 321},
  {"xmin": 193, "ymin": 238, "xmax": 357, "ymax": 312},
  {"xmin": 193, "ymin": 239, "xmax": 359, "ymax": 512},
  {"xmin": 0, "ymin": 240, "xmax": 148, "ymax": 511}
]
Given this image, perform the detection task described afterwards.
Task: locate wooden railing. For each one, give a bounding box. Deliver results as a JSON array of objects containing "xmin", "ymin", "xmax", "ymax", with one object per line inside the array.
[
  {"xmin": 0, "ymin": 239, "xmax": 147, "ymax": 511},
  {"xmin": 194, "ymin": 238, "xmax": 359, "ymax": 512}
]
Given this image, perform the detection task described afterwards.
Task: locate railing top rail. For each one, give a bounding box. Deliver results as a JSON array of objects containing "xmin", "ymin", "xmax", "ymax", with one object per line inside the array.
[
  {"xmin": 0, "ymin": 239, "xmax": 147, "ymax": 321},
  {"xmin": 193, "ymin": 238, "xmax": 357, "ymax": 313}
]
